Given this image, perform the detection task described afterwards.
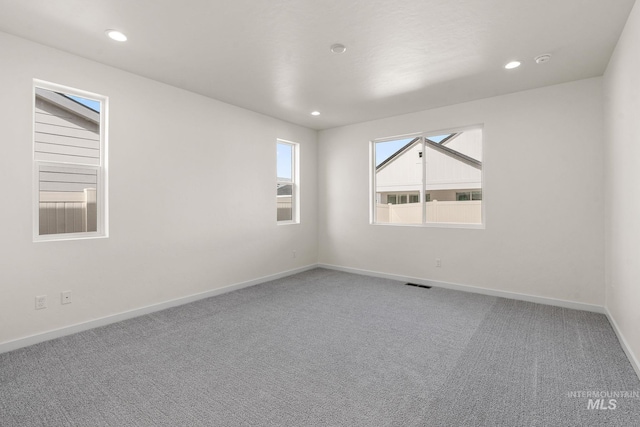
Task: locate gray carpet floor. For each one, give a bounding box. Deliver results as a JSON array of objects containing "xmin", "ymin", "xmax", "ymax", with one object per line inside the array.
[{"xmin": 1, "ymin": 268, "xmax": 639, "ymax": 426}]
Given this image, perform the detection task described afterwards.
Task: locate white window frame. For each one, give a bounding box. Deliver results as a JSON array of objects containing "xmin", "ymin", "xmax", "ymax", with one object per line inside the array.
[
  {"xmin": 33, "ymin": 79, "xmax": 109, "ymax": 242},
  {"xmin": 276, "ymin": 139, "xmax": 300, "ymax": 224},
  {"xmin": 370, "ymin": 125, "xmax": 484, "ymax": 229}
]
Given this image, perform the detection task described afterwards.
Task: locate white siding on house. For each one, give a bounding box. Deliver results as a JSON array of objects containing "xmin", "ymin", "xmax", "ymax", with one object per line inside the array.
[
  {"xmin": 426, "ymin": 129, "xmax": 481, "ymax": 191},
  {"xmin": 441, "ymin": 129, "xmax": 482, "ymax": 160},
  {"xmin": 34, "ymin": 90, "xmax": 100, "ymax": 166},
  {"xmin": 39, "ymin": 165, "xmax": 97, "ymax": 192},
  {"xmin": 376, "ymin": 142, "xmax": 422, "ymax": 194},
  {"xmin": 376, "ymin": 129, "xmax": 482, "ymax": 195}
]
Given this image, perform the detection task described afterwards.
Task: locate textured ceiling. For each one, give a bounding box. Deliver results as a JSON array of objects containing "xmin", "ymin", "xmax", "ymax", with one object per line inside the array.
[{"xmin": 0, "ymin": 0, "xmax": 635, "ymax": 130}]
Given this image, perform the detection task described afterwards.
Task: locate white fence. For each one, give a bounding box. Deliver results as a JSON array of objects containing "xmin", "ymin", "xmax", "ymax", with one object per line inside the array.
[
  {"xmin": 277, "ymin": 196, "xmax": 292, "ymax": 221},
  {"xmin": 376, "ymin": 201, "xmax": 481, "ymax": 224},
  {"xmin": 39, "ymin": 189, "xmax": 97, "ymax": 235}
]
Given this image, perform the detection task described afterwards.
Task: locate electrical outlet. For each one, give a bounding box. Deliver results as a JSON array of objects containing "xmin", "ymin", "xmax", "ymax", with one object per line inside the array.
[
  {"xmin": 61, "ymin": 291, "xmax": 72, "ymax": 305},
  {"xmin": 435, "ymin": 258, "xmax": 442, "ymax": 268},
  {"xmin": 35, "ymin": 295, "xmax": 47, "ymax": 310}
]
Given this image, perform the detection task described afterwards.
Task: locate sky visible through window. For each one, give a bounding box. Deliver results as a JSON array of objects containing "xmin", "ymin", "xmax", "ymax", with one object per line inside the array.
[
  {"xmin": 66, "ymin": 95, "xmax": 101, "ymax": 112},
  {"xmin": 277, "ymin": 143, "xmax": 292, "ymax": 180},
  {"xmin": 376, "ymin": 134, "xmax": 450, "ymax": 166}
]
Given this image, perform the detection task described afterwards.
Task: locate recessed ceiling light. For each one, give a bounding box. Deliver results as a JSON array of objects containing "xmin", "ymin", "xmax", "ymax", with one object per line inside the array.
[
  {"xmin": 504, "ymin": 61, "xmax": 521, "ymax": 70},
  {"xmin": 105, "ymin": 30, "xmax": 127, "ymax": 42},
  {"xmin": 330, "ymin": 44, "xmax": 346, "ymax": 54},
  {"xmin": 311, "ymin": 111, "xmax": 321, "ymax": 116}
]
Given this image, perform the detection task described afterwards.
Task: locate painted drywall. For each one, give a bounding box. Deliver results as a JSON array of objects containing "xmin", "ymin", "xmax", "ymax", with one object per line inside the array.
[
  {"xmin": 318, "ymin": 78, "xmax": 605, "ymax": 305},
  {"xmin": 0, "ymin": 31, "xmax": 318, "ymax": 345},
  {"xmin": 604, "ymin": 0, "xmax": 640, "ymax": 374}
]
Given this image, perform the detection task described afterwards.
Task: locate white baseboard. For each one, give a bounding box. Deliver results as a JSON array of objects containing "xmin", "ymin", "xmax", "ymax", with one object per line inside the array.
[
  {"xmin": 605, "ymin": 308, "xmax": 640, "ymax": 381},
  {"xmin": 321, "ymin": 264, "xmax": 637, "ymax": 381},
  {"xmin": 0, "ymin": 263, "xmax": 617, "ymax": 357},
  {"xmin": 0, "ymin": 264, "xmax": 317, "ymax": 355},
  {"xmin": 318, "ymin": 263, "xmax": 606, "ymax": 314}
]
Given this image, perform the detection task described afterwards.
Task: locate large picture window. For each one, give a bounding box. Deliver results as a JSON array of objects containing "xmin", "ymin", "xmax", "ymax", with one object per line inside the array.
[
  {"xmin": 33, "ymin": 80, "xmax": 108, "ymax": 241},
  {"xmin": 372, "ymin": 126, "xmax": 483, "ymax": 226},
  {"xmin": 276, "ymin": 140, "xmax": 299, "ymax": 223}
]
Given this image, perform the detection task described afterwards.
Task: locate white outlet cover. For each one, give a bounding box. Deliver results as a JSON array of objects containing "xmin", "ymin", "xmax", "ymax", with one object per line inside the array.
[{"xmin": 35, "ymin": 295, "xmax": 47, "ymax": 309}]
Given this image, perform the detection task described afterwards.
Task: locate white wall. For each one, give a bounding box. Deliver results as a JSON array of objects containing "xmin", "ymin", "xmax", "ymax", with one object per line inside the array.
[
  {"xmin": 0, "ymin": 32, "xmax": 318, "ymax": 346},
  {"xmin": 319, "ymin": 78, "xmax": 604, "ymax": 305},
  {"xmin": 604, "ymin": 1, "xmax": 640, "ymax": 374}
]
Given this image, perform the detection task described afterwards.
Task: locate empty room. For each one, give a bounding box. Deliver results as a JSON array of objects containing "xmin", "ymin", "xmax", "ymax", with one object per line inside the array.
[{"xmin": 1, "ymin": 0, "xmax": 640, "ymax": 425}]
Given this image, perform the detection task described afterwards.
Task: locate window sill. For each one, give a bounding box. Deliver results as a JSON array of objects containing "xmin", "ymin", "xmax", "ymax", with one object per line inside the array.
[
  {"xmin": 277, "ymin": 221, "xmax": 300, "ymax": 226},
  {"xmin": 370, "ymin": 222, "xmax": 485, "ymax": 230},
  {"xmin": 33, "ymin": 232, "xmax": 109, "ymax": 243}
]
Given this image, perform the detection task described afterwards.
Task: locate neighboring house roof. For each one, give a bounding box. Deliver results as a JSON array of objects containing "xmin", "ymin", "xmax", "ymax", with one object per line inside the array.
[
  {"xmin": 34, "ymin": 87, "xmax": 101, "ymax": 167},
  {"xmin": 35, "ymin": 88, "xmax": 99, "ymax": 124},
  {"xmin": 376, "ymin": 133, "xmax": 481, "ymax": 171},
  {"xmin": 432, "ymin": 133, "xmax": 458, "ymax": 145},
  {"xmin": 424, "ymin": 138, "xmax": 482, "ymax": 170},
  {"xmin": 376, "ymin": 137, "xmax": 420, "ymax": 170},
  {"xmin": 277, "ymin": 183, "xmax": 292, "ymax": 196}
]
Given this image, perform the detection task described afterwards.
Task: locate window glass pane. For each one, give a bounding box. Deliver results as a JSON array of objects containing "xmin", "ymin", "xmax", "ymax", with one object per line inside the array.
[
  {"xmin": 373, "ymin": 128, "xmax": 482, "ymax": 226},
  {"xmin": 426, "ymin": 134, "xmax": 453, "ymax": 143},
  {"xmin": 425, "ymin": 128, "xmax": 482, "ymax": 224},
  {"xmin": 277, "ymin": 143, "xmax": 293, "ymax": 181},
  {"xmin": 34, "ymin": 83, "xmax": 105, "ymax": 239},
  {"xmin": 35, "ymin": 88, "xmax": 101, "ymax": 166},
  {"xmin": 375, "ymin": 137, "xmax": 422, "ymax": 224},
  {"xmin": 38, "ymin": 165, "xmax": 98, "ymax": 235},
  {"xmin": 277, "ymin": 183, "xmax": 293, "ymax": 221},
  {"xmin": 276, "ymin": 141, "xmax": 298, "ymax": 223}
]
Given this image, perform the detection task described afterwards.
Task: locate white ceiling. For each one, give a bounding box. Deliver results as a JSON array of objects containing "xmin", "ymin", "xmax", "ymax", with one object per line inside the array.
[{"xmin": 0, "ymin": 0, "xmax": 635, "ymax": 130}]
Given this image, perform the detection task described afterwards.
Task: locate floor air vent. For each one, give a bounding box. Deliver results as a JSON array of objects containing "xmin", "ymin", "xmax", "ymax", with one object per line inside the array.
[{"xmin": 405, "ymin": 283, "xmax": 432, "ymax": 289}]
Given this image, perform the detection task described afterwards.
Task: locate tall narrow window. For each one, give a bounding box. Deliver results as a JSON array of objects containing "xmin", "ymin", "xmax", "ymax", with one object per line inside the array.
[
  {"xmin": 276, "ymin": 140, "xmax": 299, "ymax": 223},
  {"xmin": 372, "ymin": 126, "xmax": 483, "ymax": 227},
  {"xmin": 33, "ymin": 80, "xmax": 108, "ymax": 241}
]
